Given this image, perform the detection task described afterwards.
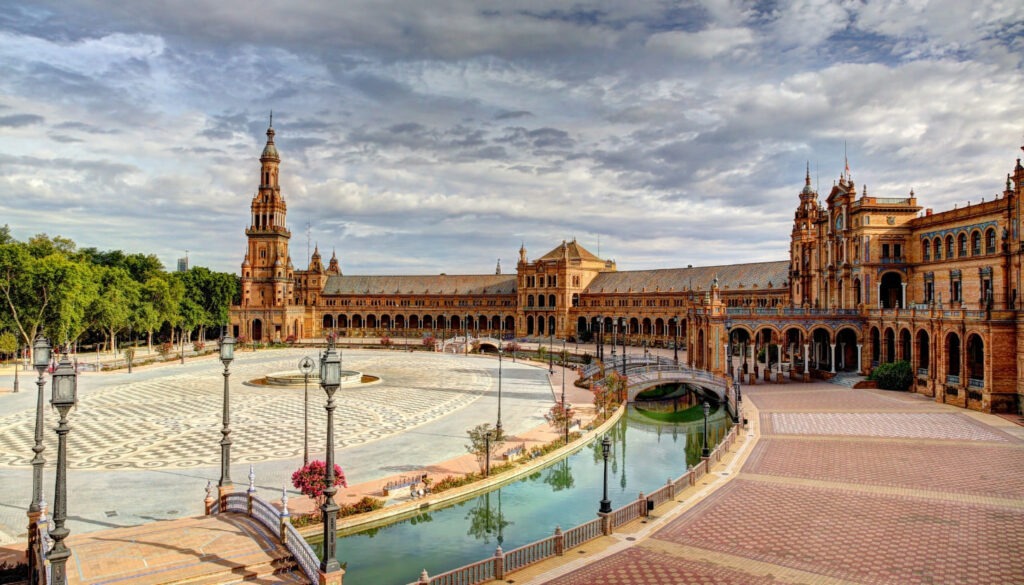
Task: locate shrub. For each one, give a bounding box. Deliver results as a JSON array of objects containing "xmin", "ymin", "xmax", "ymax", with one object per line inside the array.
[
  {"xmin": 157, "ymin": 341, "xmax": 173, "ymax": 358},
  {"xmin": 291, "ymin": 460, "xmax": 347, "ymax": 508},
  {"xmin": 380, "ymin": 336, "xmax": 392, "ymax": 347},
  {"xmin": 193, "ymin": 340, "xmax": 205, "ymax": 352},
  {"xmin": 340, "ymin": 496, "xmax": 384, "ymax": 517},
  {"xmin": 869, "ymin": 360, "xmax": 913, "ymax": 391},
  {"xmin": 422, "ymin": 336, "xmax": 436, "ymax": 348}
]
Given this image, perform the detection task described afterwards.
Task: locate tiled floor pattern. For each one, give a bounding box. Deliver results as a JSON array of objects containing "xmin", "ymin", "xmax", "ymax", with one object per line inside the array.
[
  {"xmin": 744, "ymin": 438, "xmax": 1024, "ymax": 499},
  {"xmin": 0, "ymin": 353, "xmax": 488, "ymax": 470},
  {"xmin": 540, "ymin": 382, "xmax": 1024, "ymax": 585},
  {"xmin": 653, "ymin": 479, "xmax": 1024, "ymax": 585},
  {"xmin": 766, "ymin": 412, "xmax": 1011, "ymax": 442}
]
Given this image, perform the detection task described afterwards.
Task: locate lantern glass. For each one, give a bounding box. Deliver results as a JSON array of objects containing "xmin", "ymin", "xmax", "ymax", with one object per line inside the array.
[
  {"xmin": 220, "ymin": 333, "xmax": 235, "ymax": 362},
  {"xmin": 725, "ymin": 318, "xmax": 733, "ymax": 331},
  {"xmin": 601, "ymin": 435, "xmax": 611, "ymax": 458},
  {"xmin": 50, "ymin": 357, "xmax": 77, "ymax": 407},
  {"xmin": 322, "ymin": 349, "xmax": 341, "ymax": 386},
  {"xmin": 703, "ymin": 401, "xmax": 710, "ymax": 417},
  {"xmin": 33, "ymin": 334, "xmax": 51, "ymax": 369}
]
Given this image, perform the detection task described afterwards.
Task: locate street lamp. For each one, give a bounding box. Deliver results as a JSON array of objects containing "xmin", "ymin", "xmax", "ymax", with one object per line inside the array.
[
  {"xmin": 180, "ymin": 326, "xmax": 186, "ymax": 365},
  {"xmin": 496, "ymin": 342, "xmax": 503, "ymax": 436},
  {"xmin": 724, "ymin": 318, "xmax": 734, "ymax": 381},
  {"xmin": 701, "ymin": 401, "xmax": 711, "ymax": 458},
  {"xmin": 599, "ymin": 435, "xmax": 612, "ymax": 514},
  {"xmin": 29, "ymin": 333, "xmax": 50, "ymax": 515},
  {"xmin": 318, "ymin": 336, "xmax": 343, "ymax": 575},
  {"xmin": 47, "ymin": 351, "xmax": 78, "ymax": 585},
  {"xmin": 12, "ymin": 346, "xmax": 18, "ymax": 393},
  {"xmin": 548, "ymin": 331, "xmax": 554, "ymax": 375},
  {"xmin": 298, "ymin": 356, "xmax": 316, "ymax": 465},
  {"xmin": 672, "ymin": 317, "xmax": 679, "ymax": 364},
  {"xmin": 464, "ymin": 314, "xmax": 469, "ymax": 356},
  {"xmin": 218, "ymin": 329, "xmax": 235, "ymax": 495},
  {"xmin": 620, "ymin": 318, "xmax": 627, "ymax": 376},
  {"xmin": 561, "ymin": 339, "xmax": 569, "ymax": 445}
]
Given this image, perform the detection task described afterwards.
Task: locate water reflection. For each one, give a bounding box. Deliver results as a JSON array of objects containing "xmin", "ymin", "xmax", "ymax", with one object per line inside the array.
[{"xmin": 327, "ymin": 404, "xmax": 730, "ymax": 585}]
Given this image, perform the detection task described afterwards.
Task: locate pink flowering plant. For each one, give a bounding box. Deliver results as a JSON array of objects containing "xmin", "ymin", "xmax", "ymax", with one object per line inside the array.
[{"xmin": 291, "ymin": 460, "xmax": 348, "ymax": 507}]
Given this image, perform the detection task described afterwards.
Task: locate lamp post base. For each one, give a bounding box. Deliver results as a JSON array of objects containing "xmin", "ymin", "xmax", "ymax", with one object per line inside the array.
[{"xmin": 317, "ymin": 568, "xmax": 345, "ymax": 585}]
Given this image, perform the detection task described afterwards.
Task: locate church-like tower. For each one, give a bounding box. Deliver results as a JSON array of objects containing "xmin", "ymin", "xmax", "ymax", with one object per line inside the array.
[{"xmin": 237, "ymin": 120, "xmax": 296, "ymax": 341}]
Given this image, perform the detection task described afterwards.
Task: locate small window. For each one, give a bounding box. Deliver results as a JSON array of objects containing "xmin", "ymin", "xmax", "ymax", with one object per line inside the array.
[
  {"xmin": 985, "ymin": 229, "xmax": 996, "ymax": 254},
  {"xmin": 923, "ymin": 240, "xmax": 931, "ymax": 261},
  {"xmin": 958, "ymin": 233, "xmax": 967, "ymax": 257},
  {"xmin": 971, "ymin": 231, "xmax": 981, "ymax": 255}
]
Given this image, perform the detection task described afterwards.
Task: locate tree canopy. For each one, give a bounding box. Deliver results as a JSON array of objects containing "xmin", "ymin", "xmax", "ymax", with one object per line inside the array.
[{"xmin": 0, "ymin": 229, "xmax": 237, "ymax": 355}]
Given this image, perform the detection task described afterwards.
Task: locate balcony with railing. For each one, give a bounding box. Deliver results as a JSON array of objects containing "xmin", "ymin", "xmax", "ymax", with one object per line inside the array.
[{"xmin": 946, "ymin": 374, "xmax": 960, "ymax": 385}]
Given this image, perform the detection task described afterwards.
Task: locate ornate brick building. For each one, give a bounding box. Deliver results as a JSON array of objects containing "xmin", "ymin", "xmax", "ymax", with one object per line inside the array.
[{"xmin": 230, "ymin": 123, "xmax": 1024, "ymax": 414}]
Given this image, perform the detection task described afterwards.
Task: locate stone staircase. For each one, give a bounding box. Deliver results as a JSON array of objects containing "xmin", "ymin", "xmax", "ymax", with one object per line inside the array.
[
  {"xmin": 65, "ymin": 513, "xmax": 308, "ymax": 585},
  {"xmin": 829, "ymin": 372, "xmax": 866, "ymax": 388}
]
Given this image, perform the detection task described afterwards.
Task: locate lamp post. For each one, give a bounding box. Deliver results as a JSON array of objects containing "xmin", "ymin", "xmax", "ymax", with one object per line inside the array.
[
  {"xmin": 672, "ymin": 317, "xmax": 679, "ymax": 364},
  {"xmin": 464, "ymin": 314, "xmax": 469, "ymax": 356},
  {"xmin": 548, "ymin": 331, "xmax": 553, "ymax": 374},
  {"xmin": 318, "ymin": 336, "xmax": 343, "ymax": 576},
  {"xmin": 610, "ymin": 320, "xmax": 617, "ymax": 365},
  {"xmin": 496, "ymin": 342, "xmax": 503, "ymax": 436},
  {"xmin": 484, "ymin": 431, "xmax": 491, "ymax": 477},
  {"xmin": 12, "ymin": 346, "xmax": 18, "ymax": 393},
  {"xmin": 561, "ymin": 339, "xmax": 569, "ymax": 445},
  {"xmin": 298, "ymin": 356, "xmax": 316, "ymax": 465},
  {"xmin": 597, "ymin": 317, "xmax": 603, "ymax": 361},
  {"xmin": 180, "ymin": 326, "xmax": 185, "ymax": 365},
  {"xmin": 599, "ymin": 435, "xmax": 612, "ymax": 514},
  {"xmin": 217, "ymin": 330, "xmax": 235, "ymax": 499},
  {"xmin": 27, "ymin": 333, "xmax": 50, "ymax": 583},
  {"xmin": 47, "ymin": 351, "xmax": 78, "ymax": 585},
  {"xmin": 442, "ymin": 313, "xmax": 447, "ymax": 349},
  {"xmin": 620, "ymin": 318, "xmax": 627, "ymax": 377},
  {"xmin": 724, "ymin": 318, "xmax": 734, "ymax": 381},
  {"xmin": 701, "ymin": 401, "xmax": 711, "ymax": 458}
]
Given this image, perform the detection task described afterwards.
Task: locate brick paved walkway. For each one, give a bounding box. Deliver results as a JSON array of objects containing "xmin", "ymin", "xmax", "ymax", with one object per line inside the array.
[{"xmin": 534, "ymin": 382, "xmax": 1024, "ymax": 585}]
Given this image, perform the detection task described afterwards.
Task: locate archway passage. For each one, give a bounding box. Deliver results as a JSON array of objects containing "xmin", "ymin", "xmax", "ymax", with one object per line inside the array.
[
  {"xmin": 836, "ymin": 328, "xmax": 858, "ymax": 372},
  {"xmin": 880, "ymin": 272, "xmax": 904, "ymax": 308},
  {"xmin": 916, "ymin": 330, "xmax": 930, "ymax": 375},
  {"xmin": 967, "ymin": 334, "xmax": 984, "ymax": 385},
  {"xmin": 251, "ymin": 319, "xmax": 264, "ymax": 341}
]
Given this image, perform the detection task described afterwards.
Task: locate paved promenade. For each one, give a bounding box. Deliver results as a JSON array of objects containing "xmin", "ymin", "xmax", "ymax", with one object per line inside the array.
[{"xmin": 522, "ymin": 380, "xmax": 1024, "ymax": 585}]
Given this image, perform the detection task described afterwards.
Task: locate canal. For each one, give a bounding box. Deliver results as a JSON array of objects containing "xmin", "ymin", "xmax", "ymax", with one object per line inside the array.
[{"xmin": 313, "ymin": 403, "xmax": 731, "ymax": 584}]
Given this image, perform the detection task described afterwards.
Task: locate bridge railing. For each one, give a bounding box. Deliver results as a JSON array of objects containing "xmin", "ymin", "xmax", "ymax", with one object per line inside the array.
[{"xmin": 207, "ymin": 468, "xmax": 319, "ymax": 585}]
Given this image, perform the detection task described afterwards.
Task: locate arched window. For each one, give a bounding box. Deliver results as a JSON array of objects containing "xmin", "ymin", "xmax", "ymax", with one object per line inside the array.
[
  {"xmin": 985, "ymin": 228, "xmax": 996, "ymax": 254},
  {"xmin": 538, "ymin": 295, "xmax": 545, "ymax": 307},
  {"xmin": 933, "ymin": 237, "xmax": 942, "ymax": 259},
  {"xmin": 971, "ymin": 231, "xmax": 981, "ymax": 255},
  {"xmin": 923, "ymin": 239, "xmax": 931, "ymax": 261},
  {"xmin": 957, "ymin": 233, "xmax": 967, "ymax": 257},
  {"xmin": 571, "ymin": 293, "xmax": 579, "ymax": 307},
  {"xmin": 527, "ymin": 294, "xmax": 535, "ymax": 307},
  {"xmin": 548, "ymin": 294, "xmax": 556, "ymax": 307}
]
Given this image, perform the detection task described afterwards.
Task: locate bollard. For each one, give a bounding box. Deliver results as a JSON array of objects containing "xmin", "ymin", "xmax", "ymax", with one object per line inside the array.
[
  {"xmin": 279, "ymin": 487, "xmax": 290, "ymax": 544},
  {"xmin": 494, "ymin": 546, "xmax": 505, "ymax": 580},
  {"xmin": 247, "ymin": 465, "xmax": 256, "ymax": 515},
  {"xmin": 554, "ymin": 526, "xmax": 564, "ymax": 556},
  {"xmin": 204, "ymin": 481, "xmax": 215, "ymax": 515}
]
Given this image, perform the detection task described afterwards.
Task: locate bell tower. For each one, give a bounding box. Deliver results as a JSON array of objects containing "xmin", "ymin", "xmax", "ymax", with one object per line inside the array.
[{"xmin": 240, "ymin": 118, "xmax": 294, "ymax": 327}]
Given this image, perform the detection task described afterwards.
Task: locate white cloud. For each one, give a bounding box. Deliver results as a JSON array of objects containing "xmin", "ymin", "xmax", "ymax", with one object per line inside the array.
[{"xmin": 646, "ymin": 27, "xmax": 756, "ymax": 59}]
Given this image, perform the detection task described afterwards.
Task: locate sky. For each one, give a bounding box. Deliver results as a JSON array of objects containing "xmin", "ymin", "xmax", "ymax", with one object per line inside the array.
[{"xmin": 1, "ymin": 1, "xmax": 1022, "ymax": 276}]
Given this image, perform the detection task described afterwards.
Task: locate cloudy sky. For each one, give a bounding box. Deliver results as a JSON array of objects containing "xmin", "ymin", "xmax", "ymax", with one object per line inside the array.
[{"xmin": 2, "ymin": 1, "xmax": 1022, "ymax": 275}]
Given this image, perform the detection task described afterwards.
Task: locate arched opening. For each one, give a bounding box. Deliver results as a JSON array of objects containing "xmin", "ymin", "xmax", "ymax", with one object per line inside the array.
[
  {"xmin": 577, "ymin": 316, "xmax": 587, "ymax": 339},
  {"xmin": 945, "ymin": 235, "xmax": 954, "ymax": 258},
  {"xmin": 338, "ymin": 314, "xmax": 348, "ymax": 328},
  {"xmin": 380, "ymin": 314, "xmax": 391, "ymax": 329},
  {"xmin": 900, "ymin": 328, "xmax": 911, "ymax": 362},
  {"xmin": 985, "ymin": 228, "xmax": 996, "ymax": 254},
  {"xmin": 879, "ymin": 272, "xmax": 903, "ymax": 308},
  {"xmin": 451, "ymin": 316, "xmax": 462, "ymax": 330},
  {"xmin": 884, "ymin": 328, "xmax": 896, "ymax": 363},
  {"xmin": 491, "ymin": 315, "xmax": 501, "ymax": 331},
  {"xmin": 966, "ymin": 334, "xmax": 984, "ymax": 385},
  {"xmin": 367, "ymin": 314, "xmax": 378, "ymax": 328},
  {"xmin": 836, "ymin": 328, "xmax": 858, "ymax": 371},
  {"xmin": 971, "ymin": 231, "xmax": 981, "ymax": 255},
  {"xmin": 696, "ymin": 329, "xmax": 705, "ymax": 369},
  {"xmin": 629, "ymin": 317, "xmax": 640, "ymax": 338},
  {"xmin": 923, "ymin": 239, "xmax": 931, "ymax": 261},
  {"xmin": 504, "ymin": 316, "xmax": 514, "ymax": 334},
  {"xmin": 655, "ymin": 318, "xmax": 665, "ymax": 337},
  {"xmin": 870, "ymin": 327, "xmax": 881, "ymax": 365},
  {"xmin": 394, "ymin": 314, "xmax": 405, "ymax": 329},
  {"xmin": 811, "ymin": 329, "xmax": 830, "ymax": 371},
  {"xmin": 946, "ymin": 333, "xmax": 961, "ymax": 379},
  {"xmin": 538, "ymin": 295, "xmax": 545, "ymax": 308},
  {"xmin": 422, "ymin": 314, "xmax": 432, "ymax": 329},
  {"xmin": 252, "ymin": 319, "xmax": 263, "ymax": 341},
  {"xmin": 548, "ymin": 315, "xmax": 555, "ymax": 336},
  {"xmin": 916, "ymin": 330, "xmax": 930, "ymax": 375},
  {"xmin": 548, "ymin": 294, "xmax": 556, "ymax": 308},
  {"xmin": 322, "ymin": 314, "xmax": 334, "ymax": 329},
  {"xmin": 527, "ymin": 315, "xmax": 535, "ymax": 336},
  {"xmin": 352, "ymin": 314, "xmax": 363, "ymax": 328},
  {"xmin": 537, "ymin": 315, "xmax": 545, "ymax": 335},
  {"xmin": 410, "ymin": 315, "xmax": 420, "ymax": 329},
  {"xmin": 933, "ymin": 237, "xmax": 942, "ymax": 259},
  {"xmin": 853, "ymin": 278, "xmax": 862, "ymax": 305},
  {"xmin": 571, "ymin": 293, "xmax": 579, "ymax": 307},
  {"xmin": 642, "ymin": 318, "xmax": 652, "ymax": 336},
  {"xmin": 957, "ymin": 232, "xmax": 967, "ymax": 257},
  {"xmin": 527, "ymin": 294, "xmax": 535, "ymax": 307}
]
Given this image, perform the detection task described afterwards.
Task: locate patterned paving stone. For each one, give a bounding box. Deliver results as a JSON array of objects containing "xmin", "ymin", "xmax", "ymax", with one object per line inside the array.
[
  {"xmin": 542, "ymin": 547, "xmax": 784, "ymax": 585},
  {"xmin": 743, "ymin": 439, "xmax": 1024, "ymax": 499},
  {"xmin": 654, "ymin": 479, "xmax": 1024, "ymax": 585},
  {"xmin": 765, "ymin": 412, "xmax": 1012, "ymax": 442},
  {"xmin": 0, "ymin": 352, "xmax": 489, "ymax": 470},
  {"xmin": 746, "ymin": 387, "xmax": 933, "ymax": 412}
]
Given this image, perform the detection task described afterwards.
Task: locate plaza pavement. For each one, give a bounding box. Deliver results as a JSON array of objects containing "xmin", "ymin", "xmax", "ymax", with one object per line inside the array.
[
  {"xmin": 501, "ymin": 377, "xmax": 1024, "ymax": 585},
  {"xmin": 0, "ymin": 346, "xmax": 562, "ymax": 547}
]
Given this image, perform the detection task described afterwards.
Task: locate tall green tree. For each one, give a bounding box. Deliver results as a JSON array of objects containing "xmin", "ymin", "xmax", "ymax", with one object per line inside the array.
[{"xmin": 89, "ymin": 266, "xmax": 141, "ymax": 354}]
